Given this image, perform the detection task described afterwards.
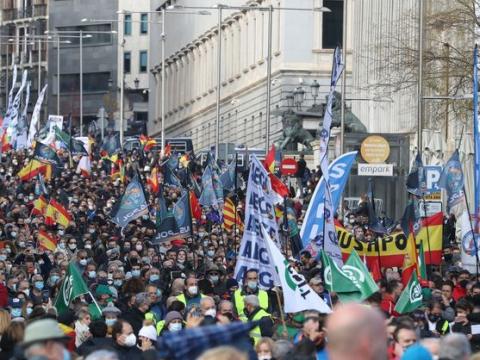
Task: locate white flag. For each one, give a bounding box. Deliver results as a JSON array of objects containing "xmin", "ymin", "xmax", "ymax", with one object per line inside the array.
[
  {"xmin": 27, "ymin": 84, "xmax": 48, "ymax": 147},
  {"xmin": 261, "ymin": 225, "xmax": 331, "ymax": 314}
]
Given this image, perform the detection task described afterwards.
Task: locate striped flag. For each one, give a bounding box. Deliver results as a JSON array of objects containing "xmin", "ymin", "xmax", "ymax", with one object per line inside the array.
[
  {"xmin": 37, "ymin": 230, "xmax": 57, "ymax": 251},
  {"xmin": 264, "ymin": 144, "xmax": 276, "ymax": 174},
  {"xmin": 223, "ymin": 197, "xmax": 243, "ymax": 232},
  {"xmin": 139, "ymin": 134, "xmax": 156, "ymax": 151},
  {"xmin": 32, "ymin": 195, "xmax": 48, "ymax": 216},
  {"xmin": 147, "ymin": 167, "xmax": 159, "ymax": 193},
  {"xmin": 17, "ymin": 159, "xmax": 51, "ymax": 181},
  {"xmin": 45, "ymin": 199, "xmax": 72, "ymax": 228}
]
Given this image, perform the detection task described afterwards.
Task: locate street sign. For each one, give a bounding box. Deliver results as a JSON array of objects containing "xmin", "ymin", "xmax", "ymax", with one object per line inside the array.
[
  {"xmin": 358, "ymin": 163, "xmax": 394, "ymax": 176},
  {"xmin": 424, "ymin": 166, "xmax": 442, "ymax": 201},
  {"xmin": 280, "ymin": 158, "xmax": 298, "ymax": 176}
]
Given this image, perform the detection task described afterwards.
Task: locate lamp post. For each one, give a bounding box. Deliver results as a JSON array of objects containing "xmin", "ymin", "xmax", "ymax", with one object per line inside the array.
[
  {"xmin": 311, "ymin": 80, "xmax": 320, "ymax": 105},
  {"xmin": 293, "ymin": 86, "xmax": 305, "ymax": 110},
  {"xmin": 215, "ymin": 5, "xmax": 223, "ymax": 160}
]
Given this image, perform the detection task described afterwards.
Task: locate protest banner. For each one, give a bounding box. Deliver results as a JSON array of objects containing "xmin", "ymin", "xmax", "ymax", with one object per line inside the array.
[
  {"xmin": 234, "ymin": 155, "xmax": 280, "ymax": 289},
  {"xmin": 338, "ymin": 212, "xmax": 443, "ymax": 267}
]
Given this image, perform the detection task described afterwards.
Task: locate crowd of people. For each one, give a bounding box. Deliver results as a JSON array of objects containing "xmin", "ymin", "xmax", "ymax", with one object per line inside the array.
[{"xmin": 0, "ymin": 141, "xmax": 477, "ymax": 360}]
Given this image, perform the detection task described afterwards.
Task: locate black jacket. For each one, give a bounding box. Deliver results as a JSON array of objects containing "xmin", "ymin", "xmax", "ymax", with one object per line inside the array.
[
  {"xmin": 77, "ymin": 337, "xmax": 115, "ymax": 356},
  {"xmin": 121, "ymin": 307, "xmax": 145, "ymax": 335}
]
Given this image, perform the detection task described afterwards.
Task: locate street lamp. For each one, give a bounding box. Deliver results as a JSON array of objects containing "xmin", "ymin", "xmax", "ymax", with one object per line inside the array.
[
  {"xmin": 134, "ymin": 77, "xmax": 139, "ymax": 89},
  {"xmin": 286, "ymin": 93, "xmax": 295, "ymax": 108},
  {"xmin": 311, "ymin": 80, "xmax": 320, "ymax": 104},
  {"xmin": 293, "ymin": 86, "xmax": 305, "ymax": 109}
]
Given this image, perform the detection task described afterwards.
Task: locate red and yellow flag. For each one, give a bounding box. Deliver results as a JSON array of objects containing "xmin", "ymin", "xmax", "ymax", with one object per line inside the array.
[
  {"xmin": 223, "ymin": 197, "xmax": 243, "ymax": 232},
  {"xmin": 140, "ymin": 135, "xmax": 156, "ymax": 151},
  {"xmin": 45, "ymin": 199, "xmax": 72, "ymax": 228},
  {"xmin": 264, "ymin": 144, "xmax": 276, "ymax": 174},
  {"xmin": 147, "ymin": 167, "xmax": 159, "ymax": 193},
  {"xmin": 32, "ymin": 195, "xmax": 48, "ymax": 217},
  {"xmin": 17, "ymin": 160, "xmax": 50, "ymax": 181},
  {"xmin": 38, "ymin": 230, "xmax": 57, "ymax": 252}
]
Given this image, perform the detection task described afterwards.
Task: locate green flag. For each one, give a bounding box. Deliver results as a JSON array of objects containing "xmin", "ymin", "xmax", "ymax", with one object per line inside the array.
[
  {"xmin": 54, "ymin": 262, "xmax": 102, "ymax": 319},
  {"xmin": 418, "ymin": 242, "xmax": 427, "ymax": 280},
  {"xmin": 344, "ymin": 250, "xmax": 379, "ymax": 300},
  {"xmin": 320, "ymin": 251, "xmax": 363, "ymax": 303},
  {"xmin": 394, "ymin": 271, "xmax": 423, "ymax": 314},
  {"xmin": 54, "ymin": 125, "xmax": 71, "ymax": 147}
]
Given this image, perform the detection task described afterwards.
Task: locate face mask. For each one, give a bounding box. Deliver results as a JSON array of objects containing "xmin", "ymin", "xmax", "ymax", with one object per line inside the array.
[
  {"xmin": 114, "ymin": 279, "xmax": 123, "ymax": 287},
  {"xmin": 11, "ymin": 232, "xmax": 17, "ymax": 238},
  {"xmin": 258, "ymin": 356, "xmax": 272, "ymax": 360},
  {"xmin": 205, "ymin": 308, "xmax": 216, "ymax": 317},
  {"xmin": 18, "ymin": 241, "xmax": 24, "ymax": 247},
  {"xmin": 124, "ymin": 333, "xmax": 137, "ymax": 347},
  {"xmin": 11, "ymin": 308, "xmax": 22, "ymax": 318},
  {"xmin": 5, "ymin": 248, "xmax": 11, "ymax": 254},
  {"xmin": 50, "ymin": 275, "xmax": 60, "ymax": 285},
  {"xmin": 132, "ymin": 270, "xmax": 141, "ymax": 278},
  {"xmin": 63, "ymin": 348, "xmax": 71, "ymax": 360},
  {"xmin": 59, "ymin": 243, "xmax": 66, "ymax": 249},
  {"xmin": 26, "ymin": 307, "xmax": 33, "ymax": 315},
  {"xmin": 23, "ymin": 289, "xmax": 30, "ymax": 297},
  {"xmin": 168, "ymin": 322, "xmax": 182, "ymax": 332},
  {"xmin": 135, "ymin": 245, "xmax": 143, "ymax": 252},
  {"xmin": 247, "ymin": 281, "xmax": 258, "ymax": 291},
  {"xmin": 105, "ymin": 318, "xmax": 116, "ymax": 327},
  {"xmin": 88, "ymin": 228, "xmax": 95, "ymax": 234},
  {"xmin": 207, "ymin": 250, "xmax": 215, "ymax": 257},
  {"xmin": 34, "ymin": 281, "xmax": 44, "ymax": 290},
  {"xmin": 203, "ymin": 241, "xmax": 209, "ymax": 247},
  {"xmin": 0, "ymin": 255, "xmax": 6, "ymax": 261},
  {"xmin": 69, "ymin": 244, "xmax": 77, "ymax": 250},
  {"xmin": 209, "ymin": 275, "xmax": 219, "ymax": 284},
  {"xmin": 58, "ymin": 230, "xmax": 64, "ymax": 236},
  {"xmin": 79, "ymin": 259, "xmax": 87, "ymax": 266},
  {"xmin": 150, "ymin": 274, "xmax": 160, "ymax": 282},
  {"xmin": 29, "ymin": 195, "xmax": 34, "ymax": 201},
  {"xmin": 188, "ymin": 286, "xmax": 198, "ymax": 296},
  {"xmin": 85, "ymin": 244, "xmax": 92, "ymax": 249},
  {"xmin": 88, "ymin": 271, "xmax": 96, "ymax": 279},
  {"xmin": 428, "ymin": 314, "xmax": 440, "ymax": 322}
]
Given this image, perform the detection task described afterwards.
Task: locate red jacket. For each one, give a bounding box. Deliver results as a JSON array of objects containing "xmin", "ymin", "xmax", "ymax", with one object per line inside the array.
[
  {"xmin": 0, "ymin": 283, "xmax": 7, "ymax": 308},
  {"xmin": 381, "ymin": 294, "xmax": 400, "ymax": 317}
]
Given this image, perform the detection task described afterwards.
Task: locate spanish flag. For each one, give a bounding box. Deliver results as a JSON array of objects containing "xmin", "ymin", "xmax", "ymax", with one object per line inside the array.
[
  {"xmin": 147, "ymin": 167, "xmax": 159, "ymax": 193},
  {"xmin": 32, "ymin": 195, "xmax": 48, "ymax": 216},
  {"xmin": 38, "ymin": 230, "xmax": 57, "ymax": 251},
  {"xmin": 264, "ymin": 144, "xmax": 276, "ymax": 174},
  {"xmin": 17, "ymin": 159, "xmax": 50, "ymax": 181},
  {"xmin": 45, "ymin": 199, "xmax": 72, "ymax": 228},
  {"xmin": 139, "ymin": 135, "xmax": 156, "ymax": 151},
  {"xmin": 223, "ymin": 197, "xmax": 243, "ymax": 232},
  {"xmin": 164, "ymin": 143, "xmax": 171, "ymax": 157}
]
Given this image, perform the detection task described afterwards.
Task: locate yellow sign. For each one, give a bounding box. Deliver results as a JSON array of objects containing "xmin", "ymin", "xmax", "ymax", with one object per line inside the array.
[{"xmin": 360, "ymin": 135, "xmax": 390, "ymax": 163}]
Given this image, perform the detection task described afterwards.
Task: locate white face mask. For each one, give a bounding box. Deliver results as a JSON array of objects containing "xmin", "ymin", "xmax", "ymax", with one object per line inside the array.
[
  {"xmin": 205, "ymin": 308, "xmax": 216, "ymax": 318},
  {"xmin": 258, "ymin": 356, "xmax": 272, "ymax": 360},
  {"xmin": 188, "ymin": 286, "xmax": 198, "ymax": 296},
  {"xmin": 168, "ymin": 322, "xmax": 182, "ymax": 332},
  {"xmin": 123, "ymin": 333, "xmax": 137, "ymax": 347}
]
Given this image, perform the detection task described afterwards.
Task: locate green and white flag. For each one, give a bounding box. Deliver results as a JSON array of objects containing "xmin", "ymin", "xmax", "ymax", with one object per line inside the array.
[
  {"xmin": 320, "ymin": 250, "xmax": 363, "ymax": 303},
  {"xmin": 262, "ymin": 225, "xmax": 331, "ymax": 313},
  {"xmin": 344, "ymin": 250, "xmax": 379, "ymax": 300},
  {"xmin": 55, "ymin": 262, "xmax": 102, "ymax": 319},
  {"xmin": 394, "ymin": 271, "xmax": 423, "ymax": 314}
]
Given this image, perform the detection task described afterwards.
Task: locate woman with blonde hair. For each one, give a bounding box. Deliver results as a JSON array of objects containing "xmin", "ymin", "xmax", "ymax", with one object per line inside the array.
[
  {"xmin": 0, "ymin": 309, "xmax": 11, "ymax": 341},
  {"xmin": 255, "ymin": 337, "xmax": 275, "ymax": 360},
  {"xmin": 0, "ymin": 321, "xmax": 25, "ymax": 360}
]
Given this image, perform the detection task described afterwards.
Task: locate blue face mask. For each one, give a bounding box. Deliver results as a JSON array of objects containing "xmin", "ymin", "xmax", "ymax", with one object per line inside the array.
[
  {"xmin": 113, "ymin": 280, "xmax": 123, "ymax": 288},
  {"xmin": 34, "ymin": 281, "xmax": 44, "ymax": 291},
  {"xmin": 247, "ymin": 281, "xmax": 258, "ymax": 291},
  {"xmin": 88, "ymin": 271, "xmax": 96, "ymax": 279},
  {"xmin": 132, "ymin": 270, "xmax": 141, "ymax": 278},
  {"xmin": 50, "ymin": 275, "xmax": 60, "ymax": 285},
  {"xmin": 11, "ymin": 308, "xmax": 22, "ymax": 318},
  {"xmin": 105, "ymin": 318, "xmax": 116, "ymax": 327},
  {"xmin": 26, "ymin": 307, "xmax": 33, "ymax": 315},
  {"xmin": 63, "ymin": 348, "xmax": 71, "ymax": 360},
  {"xmin": 150, "ymin": 274, "xmax": 160, "ymax": 282}
]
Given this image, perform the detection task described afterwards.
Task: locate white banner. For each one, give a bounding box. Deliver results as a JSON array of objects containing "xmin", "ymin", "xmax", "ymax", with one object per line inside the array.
[
  {"xmin": 15, "ymin": 80, "xmax": 30, "ymax": 149},
  {"xmin": 234, "ymin": 155, "xmax": 280, "ymax": 289},
  {"xmin": 41, "ymin": 115, "xmax": 63, "ymax": 146},
  {"xmin": 27, "ymin": 84, "xmax": 48, "ymax": 147},
  {"xmin": 7, "ymin": 70, "xmax": 28, "ymax": 133},
  {"xmin": 262, "ymin": 225, "xmax": 331, "ymax": 313},
  {"xmin": 2, "ymin": 62, "xmax": 18, "ymax": 130}
]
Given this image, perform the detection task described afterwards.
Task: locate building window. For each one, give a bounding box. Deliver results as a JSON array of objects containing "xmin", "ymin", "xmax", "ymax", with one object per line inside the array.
[
  {"xmin": 139, "ymin": 51, "xmax": 148, "ymax": 72},
  {"xmin": 140, "ymin": 13, "xmax": 148, "ymax": 34},
  {"xmin": 322, "ymin": 0, "xmax": 343, "ymax": 49},
  {"xmin": 57, "ymin": 24, "xmax": 112, "ymax": 45},
  {"xmin": 124, "ymin": 14, "xmax": 132, "ymax": 35},
  {"xmin": 60, "ymin": 72, "xmax": 110, "ymax": 93},
  {"xmin": 124, "ymin": 52, "xmax": 131, "ymax": 73}
]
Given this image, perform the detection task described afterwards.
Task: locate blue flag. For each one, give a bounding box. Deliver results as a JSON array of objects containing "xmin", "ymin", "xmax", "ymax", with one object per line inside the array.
[
  {"xmin": 167, "ymin": 153, "xmax": 179, "ymax": 170},
  {"xmin": 100, "ymin": 133, "xmax": 121, "ymax": 156},
  {"xmin": 199, "ymin": 166, "xmax": 218, "ymax": 207},
  {"xmin": 300, "ymin": 151, "xmax": 357, "ymax": 251},
  {"xmin": 474, "ymin": 45, "xmax": 480, "ymax": 232},
  {"xmin": 401, "ymin": 197, "xmax": 422, "ymax": 239},
  {"xmin": 406, "ymin": 152, "xmax": 427, "ymax": 196},
  {"xmin": 110, "ymin": 175, "xmax": 149, "ymax": 228},
  {"xmin": 162, "ymin": 164, "xmax": 182, "ymax": 188},
  {"xmin": 438, "ymin": 150, "xmax": 465, "ymax": 212},
  {"xmin": 155, "ymin": 187, "xmax": 180, "ymax": 243},
  {"xmin": 33, "ymin": 141, "xmax": 61, "ymax": 167},
  {"xmin": 173, "ymin": 191, "xmax": 192, "ymax": 236}
]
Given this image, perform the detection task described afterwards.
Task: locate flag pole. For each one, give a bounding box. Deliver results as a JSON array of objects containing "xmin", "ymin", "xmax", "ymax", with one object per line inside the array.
[
  {"xmin": 283, "ymin": 196, "xmax": 289, "ymax": 255},
  {"xmin": 274, "ymin": 288, "xmax": 288, "ymax": 339},
  {"xmin": 420, "ymin": 194, "xmax": 433, "ymax": 275},
  {"xmin": 233, "ymin": 153, "xmax": 238, "ymax": 251},
  {"xmin": 375, "ymin": 236, "xmax": 383, "ymax": 279}
]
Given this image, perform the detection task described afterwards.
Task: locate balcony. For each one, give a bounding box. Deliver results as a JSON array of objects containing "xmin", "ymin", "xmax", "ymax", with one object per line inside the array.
[{"xmin": 2, "ymin": 5, "xmax": 47, "ymax": 21}]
